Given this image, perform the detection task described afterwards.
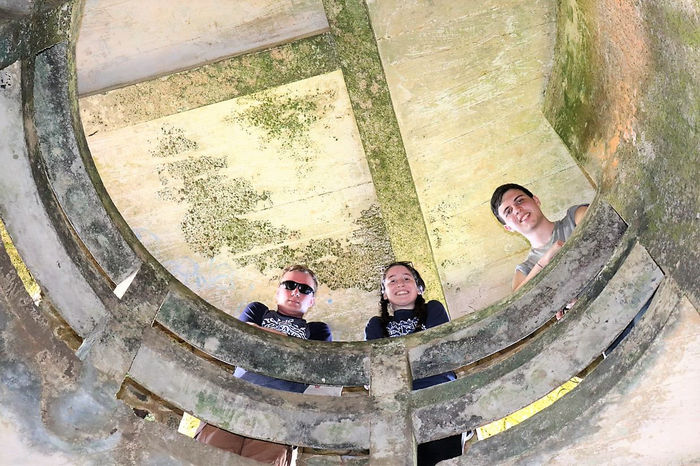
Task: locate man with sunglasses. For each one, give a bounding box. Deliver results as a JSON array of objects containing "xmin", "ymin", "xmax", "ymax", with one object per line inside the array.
[
  {"xmin": 234, "ymin": 264, "xmax": 332, "ymax": 391},
  {"xmin": 195, "ymin": 264, "xmax": 331, "ymax": 464}
]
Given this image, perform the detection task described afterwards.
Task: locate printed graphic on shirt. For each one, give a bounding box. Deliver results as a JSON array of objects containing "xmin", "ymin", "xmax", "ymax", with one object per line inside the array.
[
  {"xmin": 386, "ymin": 317, "xmax": 425, "ymax": 337},
  {"xmin": 261, "ymin": 315, "xmax": 309, "ymax": 339}
]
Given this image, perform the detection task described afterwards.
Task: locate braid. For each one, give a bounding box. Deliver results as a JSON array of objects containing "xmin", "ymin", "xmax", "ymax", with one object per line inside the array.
[
  {"xmin": 379, "ymin": 297, "xmax": 391, "ymax": 337},
  {"xmin": 413, "ymin": 294, "xmax": 428, "ymax": 332}
]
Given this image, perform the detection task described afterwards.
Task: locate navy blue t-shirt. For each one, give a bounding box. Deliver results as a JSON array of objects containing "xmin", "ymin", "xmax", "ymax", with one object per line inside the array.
[
  {"xmin": 365, "ymin": 300, "xmax": 456, "ymax": 390},
  {"xmin": 233, "ymin": 302, "xmax": 332, "ymax": 393}
]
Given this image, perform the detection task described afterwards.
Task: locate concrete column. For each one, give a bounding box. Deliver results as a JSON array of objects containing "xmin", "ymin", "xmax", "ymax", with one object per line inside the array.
[{"xmin": 369, "ymin": 340, "xmax": 416, "ymax": 464}]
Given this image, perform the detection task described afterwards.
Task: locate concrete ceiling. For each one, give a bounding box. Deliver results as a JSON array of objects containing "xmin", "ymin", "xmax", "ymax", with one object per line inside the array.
[{"xmin": 77, "ymin": 0, "xmax": 594, "ymax": 340}]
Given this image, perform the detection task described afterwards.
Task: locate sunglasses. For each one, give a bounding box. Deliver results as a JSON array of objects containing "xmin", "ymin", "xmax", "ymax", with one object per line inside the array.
[{"xmin": 279, "ymin": 280, "xmax": 315, "ymax": 295}]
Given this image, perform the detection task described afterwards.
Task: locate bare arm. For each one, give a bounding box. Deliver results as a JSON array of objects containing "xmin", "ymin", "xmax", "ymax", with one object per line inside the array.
[
  {"xmin": 512, "ymin": 240, "xmax": 564, "ymax": 291},
  {"xmin": 574, "ymin": 205, "xmax": 588, "ymax": 225}
]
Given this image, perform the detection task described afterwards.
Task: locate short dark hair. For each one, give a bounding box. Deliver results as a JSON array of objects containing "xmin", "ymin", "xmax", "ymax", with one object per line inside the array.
[
  {"xmin": 280, "ymin": 264, "xmax": 318, "ymax": 291},
  {"xmin": 490, "ymin": 183, "xmax": 534, "ymax": 224}
]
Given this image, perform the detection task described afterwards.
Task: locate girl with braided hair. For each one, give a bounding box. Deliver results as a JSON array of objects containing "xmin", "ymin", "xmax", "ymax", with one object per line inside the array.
[{"xmin": 364, "ymin": 261, "xmax": 463, "ymax": 464}]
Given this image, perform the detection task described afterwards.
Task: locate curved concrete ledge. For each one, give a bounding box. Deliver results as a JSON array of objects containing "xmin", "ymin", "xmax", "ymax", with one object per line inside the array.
[
  {"xmin": 129, "ymin": 328, "xmax": 371, "ymax": 450},
  {"xmin": 0, "ymin": 60, "xmax": 109, "ymax": 338},
  {"xmin": 408, "ymin": 199, "xmax": 627, "ymax": 379},
  {"xmin": 450, "ymin": 277, "xmax": 687, "ymax": 465},
  {"xmin": 0, "ymin": 1, "xmax": 71, "ymax": 70},
  {"xmin": 0, "ymin": 0, "xmax": 696, "ymax": 462},
  {"xmin": 156, "ymin": 283, "xmax": 370, "ymax": 386},
  {"xmin": 411, "ymin": 242, "xmax": 662, "ymax": 443},
  {"xmin": 33, "ymin": 42, "xmax": 141, "ymax": 286},
  {"xmin": 0, "ymin": 236, "xmax": 256, "ymax": 465}
]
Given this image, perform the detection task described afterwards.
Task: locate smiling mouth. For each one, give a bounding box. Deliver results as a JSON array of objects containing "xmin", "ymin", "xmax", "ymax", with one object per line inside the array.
[{"xmin": 519, "ymin": 212, "xmax": 530, "ymax": 223}]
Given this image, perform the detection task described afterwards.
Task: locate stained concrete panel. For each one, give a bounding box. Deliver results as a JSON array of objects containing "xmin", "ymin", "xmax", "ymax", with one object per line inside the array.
[
  {"xmin": 86, "ymin": 70, "xmax": 386, "ymax": 341},
  {"xmin": 0, "ymin": 61, "xmax": 108, "ymax": 337},
  {"xmin": 75, "ymin": 0, "xmax": 329, "ymax": 95},
  {"xmin": 498, "ymin": 296, "xmax": 700, "ymax": 465},
  {"xmin": 366, "ymin": 0, "xmax": 596, "ymax": 316}
]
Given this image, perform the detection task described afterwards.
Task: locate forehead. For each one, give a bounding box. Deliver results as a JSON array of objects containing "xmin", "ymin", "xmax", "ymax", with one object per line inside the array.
[
  {"xmin": 384, "ymin": 265, "xmax": 413, "ymax": 280},
  {"xmin": 281, "ymin": 270, "xmax": 315, "ymax": 287},
  {"xmin": 498, "ymin": 189, "xmax": 527, "ymax": 211}
]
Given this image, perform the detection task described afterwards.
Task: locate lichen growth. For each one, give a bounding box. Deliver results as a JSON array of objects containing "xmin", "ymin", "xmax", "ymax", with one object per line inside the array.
[
  {"xmin": 79, "ymin": 34, "xmax": 339, "ymax": 133},
  {"xmin": 236, "ymin": 205, "xmax": 394, "ymax": 292},
  {"xmin": 151, "ymin": 125, "xmax": 393, "ymax": 290},
  {"xmin": 155, "ymin": 152, "xmax": 289, "ymax": 258},
  {"xmin": 149, "ymin": 124, "xmax": 199, "ymax": 158},
  {"xmin": 227, "ymin": 87, "xmax": 336, "ymax": 164}
]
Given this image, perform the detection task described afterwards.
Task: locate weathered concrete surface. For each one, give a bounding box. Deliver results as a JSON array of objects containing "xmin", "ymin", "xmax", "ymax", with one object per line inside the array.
[
  {"xmin": 130, "ymin": 328, "xmax": 371, "ymax": 450},
  {"xmin": 366, "ymin": 0, "xmax": 596, "ymax": 316},
  {"xmin": 321, "ymin": 0, "xmax": 444, "ymax": 304},
  {"xmin": 368, "ymin": 340, "xmax": 416, "ymax": 464},
  {"xmin": 86, "ymin": 69, "xmax": 389, "ymax": 341},
  {"xmin": 79, "ymin": 34, "xmax": 340, "ymax": 134},
  {"xmin": 156, "ymin": 285, "xmax": 369, "ymax": 386},
  {"xmin": 454, "ymin": 279, "xmax": 699, "ymax": 465},
  {"xmin": 545, "ymin": 0, "xmax": 699, "ymax": 308},
  {"xmin": 411, "ymin": 242, "xmax": 663, "ymax": 442},
  {"xmin": 0, "ymin": 234, "xmax": 256, "ymax": 465},
  {"xmin": 75, "ymin": 0, "xmax": 329, "ymax": 95},
  {"xmin": 0, "ymin": 0, "xmax": 697, "ymax": 463},
  {"xmin": 34, "ymin": 42, "xmax": 141, "ymax": 286},
  {"xmin": 0, "ymin": 1, "xmax": 72, "ymax": 70},
  {"xmin": 0, "ymin": 60, "xmax": 108, "ymax": 338}
]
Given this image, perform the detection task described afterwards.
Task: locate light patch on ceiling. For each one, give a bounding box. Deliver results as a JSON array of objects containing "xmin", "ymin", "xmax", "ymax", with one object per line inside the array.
[{"xmin": 86, "ymin": 70, "xmax": 391, "ymax": 341}]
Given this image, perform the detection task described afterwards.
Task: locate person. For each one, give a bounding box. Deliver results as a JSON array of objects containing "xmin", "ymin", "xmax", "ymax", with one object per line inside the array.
[
  {"xmin": 195, "ymin": 264, "xmax": 332, "ymax": 465},
  {"xmin": 365, "ymin": 262, "xmax": 463, "ymax": 465},
  {"xmin": 490, "ymin": 183, "xmax": 588, "ymax": 292}
]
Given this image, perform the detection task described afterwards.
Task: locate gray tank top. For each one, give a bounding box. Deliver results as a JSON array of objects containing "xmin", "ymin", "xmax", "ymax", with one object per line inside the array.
[{"xmin": 516, "ymin": 204, "xmax": 586, "ymax": 276}]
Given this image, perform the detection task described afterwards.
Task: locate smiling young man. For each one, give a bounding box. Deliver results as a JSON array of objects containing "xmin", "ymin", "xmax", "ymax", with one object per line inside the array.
[
  {"xmin": 491, "ymin": 184, "xmax": 588, "ymax": 292},
  {"xmin": 195, "ymin": 264, "xmax": 331, "ymax": 465}
]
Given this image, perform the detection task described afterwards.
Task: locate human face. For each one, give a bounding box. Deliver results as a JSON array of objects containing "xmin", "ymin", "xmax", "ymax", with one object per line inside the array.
[
  {"xmin": 382, "ymin": 265, "xmax": 420, "ymax": 310},
  {"xmin": 497, "ymin": 189, "xmax": 544, "ymax": 234},
  {"xmin": 276, "ymin": 270, "xmax": 315, "ymax": 318}
]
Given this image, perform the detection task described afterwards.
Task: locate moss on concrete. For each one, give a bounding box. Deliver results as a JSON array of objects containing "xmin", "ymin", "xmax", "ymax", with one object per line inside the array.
[
  {"xmin": 544, "ymin": 0, "xmax": 600, "ymax": 169},
  {"xmin": 320, "ymin": 0, "xmax": 445, "ymax": 302},
  {"xmin": 236, "ymin": 205, "xmax": 393, "ymax": 292},
  {"xmin": 544, "ymin": 0, "xmax": 699, "ymax": 305},
  {"xmin": 79, "ymin": 34, "xmax": 340, "ymax": 134},
  {"xmin": 151, "ymin": 122, "xmax": 392, "ymax": 291},
  {"xmin": 149, "ymin": 125, "xmax": 199, "ymax": 158},
  {"xmin": 611, "ymin": 1, "xmax": 699, "ymax": 304},
  {"xmin": 227, "ymin": 87, "xmax": 336, "ymax": 164},
  {"xmin": 153, "ymin": 147, "xmax": 287, "ymax": 258}
]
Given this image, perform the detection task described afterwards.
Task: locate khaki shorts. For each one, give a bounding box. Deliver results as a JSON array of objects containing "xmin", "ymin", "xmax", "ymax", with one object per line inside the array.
[{"xmin": 195, "ymin": 423, "xmax": 293, "ymax": 465}]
